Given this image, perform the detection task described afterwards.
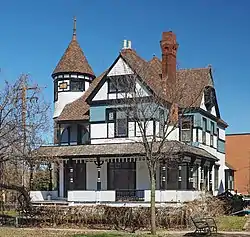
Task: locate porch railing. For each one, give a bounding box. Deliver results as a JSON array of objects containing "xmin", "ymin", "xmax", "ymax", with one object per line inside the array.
[{"xmin": 115, "ymin": 190, "xmax": 144, "ymax": 201}]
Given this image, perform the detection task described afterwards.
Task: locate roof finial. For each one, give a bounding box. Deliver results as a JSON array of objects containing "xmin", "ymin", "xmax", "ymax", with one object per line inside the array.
[{"xmin": 73, "ymin": 16, "xmax": 76, "ymax": 40}]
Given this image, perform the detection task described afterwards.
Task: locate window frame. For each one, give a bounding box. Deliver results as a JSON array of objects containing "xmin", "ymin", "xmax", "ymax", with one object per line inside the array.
[
  {"xmin": 107, "ymin": 75, "xmax": 135, "ymax": 94},
  {"xmin": 106, "ymin": 109, "xmax": 128, "ymax": 138},
  {"xmin": 180, "ymin": 116, "xmax": 193, "ymax": 143},
  {"xmin": 202, "ymin": 118, "xmax": 207, "ymax": 144},
  {"xmin": 115, "ymin": 110, "xmax": 128, "ymax": 138},
  {"xmin": 210, "ymin": 122, "xmax": 214, "ymax": 147},
  {"xmin": 70, "ymin": 79, "xmax": 85, "ymax": 92}
]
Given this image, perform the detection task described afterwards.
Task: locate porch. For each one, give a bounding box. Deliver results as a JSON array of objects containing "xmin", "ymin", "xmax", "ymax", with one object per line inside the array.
[{"xmin": 34, "ymin": 141, "xmax": 218, "ymax": 204}]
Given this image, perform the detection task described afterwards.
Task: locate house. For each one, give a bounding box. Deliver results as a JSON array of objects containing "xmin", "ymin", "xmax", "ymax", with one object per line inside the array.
[
  {"xmin": 226, "ymin": 133, "xmax": 250, "ymax": 194},
  {"xmin": 35, "ymin": 19, "xmax": 232, "ymax": 204}
]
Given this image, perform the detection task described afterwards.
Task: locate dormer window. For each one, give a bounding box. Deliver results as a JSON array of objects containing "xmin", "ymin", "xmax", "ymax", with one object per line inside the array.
[
  {"xmin": 204, "ymin": 86, "xmax": 215, "ymax": 111},
  {"xmin": 108, "ymin": 75, "xmax": 135, "ymax": 93}
]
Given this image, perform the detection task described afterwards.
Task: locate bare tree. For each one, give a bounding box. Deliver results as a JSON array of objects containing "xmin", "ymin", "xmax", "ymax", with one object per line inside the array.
[
  {"xmin": 108, "ymin": 58, "xmax": 201, "ymax": 234},
  {"xmin": 0, "ymin": 74, "xmax": 50, "ymax": 210}
]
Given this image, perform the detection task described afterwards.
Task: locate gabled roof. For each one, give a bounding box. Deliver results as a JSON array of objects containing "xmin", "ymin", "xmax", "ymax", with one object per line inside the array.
[
  {"xmin": 52, "ymin": 37, "xmax": 95, "ymax": 77},
  {"xmin": 56, "ymin": 49, "xmax": 222, "ymax": 122}
]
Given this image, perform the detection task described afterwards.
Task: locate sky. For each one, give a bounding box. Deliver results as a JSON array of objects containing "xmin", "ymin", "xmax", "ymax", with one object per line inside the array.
[{"xmin": 0, "ymin": 0, "xmax": 249, "ymax": 134}]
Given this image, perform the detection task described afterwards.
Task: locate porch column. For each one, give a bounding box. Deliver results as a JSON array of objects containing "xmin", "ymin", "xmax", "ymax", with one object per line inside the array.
[
  {"xmin": 160, "ymin": 161, "xmax": 166, "ymax": 190},
  {"xmin": 68, "ymin": 158, "xmax": 74, "ymax": 190},
  {"xmin": 59, "ymin": 161, "xmax": 64, "ymax": 197},
  {"xmin": 94, "ymin": 157, "xmax": 104, "ymax": 191},
  {"xmin": 208, "ymin": 165, "xmax": 213, "ymax": 192},
  {"xmin": 198, "ymin": 166, "xmax": 202, "ymax": 191},
  {"xmin": 48, "ymin": 163, "xmax": 53, "ymax": 190}
]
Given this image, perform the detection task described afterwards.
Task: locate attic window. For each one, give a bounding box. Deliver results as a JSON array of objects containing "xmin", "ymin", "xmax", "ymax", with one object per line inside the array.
[
  {"xmin": 108, "ymin": 75, "xmax": 135, "ymax": 93},
  {"xmin": 204, "ymin": 86, "xmax": 215, "ymax": 111}
]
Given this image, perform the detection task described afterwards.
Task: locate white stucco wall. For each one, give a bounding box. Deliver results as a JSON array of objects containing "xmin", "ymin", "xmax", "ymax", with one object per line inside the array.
[
  {"xmin": 86, "ymin": 162, "xmax": 107, "ymax": 190},
  {"xmin": 90, "ymin": 124, "xmax": 107, "ymax": 139},
  {"xmin": 200, "ymin": 93, "xmax": 217, "ymax": 117},
  {"xmin": 107, "ymin": 57, "xmax": 133, "ymax": 76},
  {"xmin": 218, "ymin": 128, "xmax": 225, "ymax": 140},
  {"xmin": 93, "ymin": 81, "xmax": 108, "ymax": 101},
  {"xmin": 54, "ymin": 91, "xmax": 84, "ymax": 118},
  {"xmin": 136, "ymin": 161, "xmax": 150, "ymax": 190},
  {"xmin": 86, "ymin": 162, "xmax": 97, "ymax": 190}
]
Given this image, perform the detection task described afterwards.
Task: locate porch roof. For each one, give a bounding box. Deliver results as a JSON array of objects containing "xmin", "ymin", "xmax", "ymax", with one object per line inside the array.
[{"xmin": 35, "ymin": 141, "xmax": 218, "ymax": 161}]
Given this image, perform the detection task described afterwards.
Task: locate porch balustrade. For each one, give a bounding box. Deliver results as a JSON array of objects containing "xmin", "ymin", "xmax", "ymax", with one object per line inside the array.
[{"xmin": 115, "ymin": 189, "xmax": 144, "ymax": 201}]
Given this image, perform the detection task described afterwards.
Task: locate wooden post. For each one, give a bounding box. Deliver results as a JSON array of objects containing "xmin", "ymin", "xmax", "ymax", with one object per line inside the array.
[{"xmin": 68, "ymin": 158, "xmax": 74, "ymax": 191}]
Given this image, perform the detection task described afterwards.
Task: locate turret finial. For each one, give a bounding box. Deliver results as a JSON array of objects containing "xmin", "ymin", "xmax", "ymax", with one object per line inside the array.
[{"xmin": 73, "ymin": 16, "xmax": 76, "ymax": 40}]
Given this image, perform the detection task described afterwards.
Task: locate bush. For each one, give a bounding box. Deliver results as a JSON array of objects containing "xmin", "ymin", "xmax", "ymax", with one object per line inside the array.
[{"xmin": 27, "ymin": 205, "xmax": 189, "ymax": 231}]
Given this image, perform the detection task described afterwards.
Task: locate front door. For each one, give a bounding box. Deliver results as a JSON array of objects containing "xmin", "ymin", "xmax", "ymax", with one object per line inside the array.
[{"xmin": 107, "ymin": 162, "xmax": 136, "ymax": 200}]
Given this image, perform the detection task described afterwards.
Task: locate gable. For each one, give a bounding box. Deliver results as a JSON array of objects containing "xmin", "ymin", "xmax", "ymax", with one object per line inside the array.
[
  {"xmin": 107, "ymin": 57, "xmax": 133, "ymax": 76},
  {"xmin": 200, "ymin": 92, "xmax": 220, "ymax": 118},
  {"xmin": 90, "ymin": 56, "xmax": 151, "ymax": 102}
]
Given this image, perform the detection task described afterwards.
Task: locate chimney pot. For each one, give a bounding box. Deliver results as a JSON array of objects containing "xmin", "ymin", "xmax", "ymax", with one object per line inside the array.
[{"xmin": 123, "ymin": 40, "xmax": 127, "ymax": 49}]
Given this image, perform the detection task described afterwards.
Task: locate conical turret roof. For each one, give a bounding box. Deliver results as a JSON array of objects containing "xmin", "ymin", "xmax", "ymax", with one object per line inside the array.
[{"xmin": 52, "ymin": 17, "xmax": 94, "ymax": 77}]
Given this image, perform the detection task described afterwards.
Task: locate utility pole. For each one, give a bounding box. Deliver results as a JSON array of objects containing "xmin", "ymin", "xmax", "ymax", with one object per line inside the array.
[{"xmin": 20, "ymin": 75, "xmax": 39, "ymax": 187}]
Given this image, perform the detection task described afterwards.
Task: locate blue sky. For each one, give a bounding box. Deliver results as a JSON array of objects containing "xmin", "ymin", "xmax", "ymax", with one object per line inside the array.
[{"xmin": 0, "ymin": 0, "xmax": 249, "ymax": 134}]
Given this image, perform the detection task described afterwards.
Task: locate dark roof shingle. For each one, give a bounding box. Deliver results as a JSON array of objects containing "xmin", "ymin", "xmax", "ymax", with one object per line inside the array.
[{"xmin": 36, "ymin": 140, "xmax": 218, "ymax": 161}]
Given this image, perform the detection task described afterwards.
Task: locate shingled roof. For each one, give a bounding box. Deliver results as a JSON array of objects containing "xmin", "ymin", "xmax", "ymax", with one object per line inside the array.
[
  {"xmin": 52, "ymin": 37, "xmax": 94, "ymax": 76},
  {"xmin": 56, "ymin": 49, "xmax": 219, "ymax": 122},
  {"xmin": 36, "ymin": 140, "xmax": 218, "ymax": 161}
]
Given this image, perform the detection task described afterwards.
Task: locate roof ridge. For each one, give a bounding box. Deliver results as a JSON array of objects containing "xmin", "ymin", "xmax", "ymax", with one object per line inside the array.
[{"xmin": 177, "ymin": 67, "xmax": 210, "ymax": 71}]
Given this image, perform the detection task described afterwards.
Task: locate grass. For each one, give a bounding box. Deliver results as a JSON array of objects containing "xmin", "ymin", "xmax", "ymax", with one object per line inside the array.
[
  {"xmin": 216, "ymin": 215, "xmax": 248, "ymax": 231},
  {"xmin": 0, "ymin": 228, "xmax": 172, "ymax": 237},
  {"xmin": 0, "ymin": 216, "xmax": 248, "ymax": 236}
]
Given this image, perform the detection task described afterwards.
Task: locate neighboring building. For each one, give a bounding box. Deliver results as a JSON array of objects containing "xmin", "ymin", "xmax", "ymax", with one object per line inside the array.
[
  {"xmin": 226, "ymin": 133, "xmax": 250, "ymax": 194},
  {"xmin": 35, "ymin": 19, "xmax": 231, "ymax": 204}
]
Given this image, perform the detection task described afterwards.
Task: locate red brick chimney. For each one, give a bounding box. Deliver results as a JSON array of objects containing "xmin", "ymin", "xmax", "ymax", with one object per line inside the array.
[{"xmin": 160, "ymin": 31, "xmax": 178, "ymax": 85}]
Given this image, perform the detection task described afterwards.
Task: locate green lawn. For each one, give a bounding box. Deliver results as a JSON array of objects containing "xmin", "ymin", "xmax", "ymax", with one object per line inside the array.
[
  {"xmin": 215, "ymin": 216, "xmax": 248, "ymax": 231},
  {"xmin": 0, "ymin": 216, "xmax": 248, "ymax": 237}
]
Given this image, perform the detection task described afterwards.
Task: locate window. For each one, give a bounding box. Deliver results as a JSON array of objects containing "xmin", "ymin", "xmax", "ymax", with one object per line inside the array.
[
  {"xmin": 202, "ymin": 118, "xmax": 207, "ymax": 144},
  {"xmin": 108, "ymin": 75, "xmax": 135, "ymax": 93},
  {"xmin": 54, "ymin": 81, "xmax": 58, "ymax": 101},
  {"xmin": 217, "ymin": 128, "xmax": 219, "ymax": 148},
  {"xmin": 210, "ymin": 122, "xmax": 214, "ymax": 147},
  {"xmin": 180, "ymin": 116, "xmax": 193, "ymax": 142},
  {"xmin": 71, "ymin": 80, "xmax": 84, "ymax": 92},
  {"xmin": 192, "ymin": 165, "xmax": 199, "ymax": 190},
  {"xmin": 115, "ymin": 111, "xmax": 128, "ymax": 137},
  {"xmin": 225, "ymin": 170, "xmax": 234, "ymax": 190},
  {"xmin": 196, "ymin": 128, "xmax": 199, "ymax": 142},
  {"xmin": 214, "ymin": 165, "xmax": 219, "ymax": 190},
  {"xmin": 107, "ymin": 109, "xmax": 128, "ymax": 138}
]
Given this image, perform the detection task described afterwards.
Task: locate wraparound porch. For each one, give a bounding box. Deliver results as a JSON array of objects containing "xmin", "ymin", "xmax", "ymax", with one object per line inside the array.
[{"xmin": 35, "ymin": 141, "xmax": 219, "ymax": 203}]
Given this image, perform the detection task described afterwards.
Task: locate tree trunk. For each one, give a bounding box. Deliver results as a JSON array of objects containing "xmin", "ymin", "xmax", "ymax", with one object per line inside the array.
[
  {"xmin": 150, "ymin": 169, "xmax": 156, "ymax": 235},
  {"xmin": 29, "ymin": 165, "xmax": 34, "ymax": 191}
]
